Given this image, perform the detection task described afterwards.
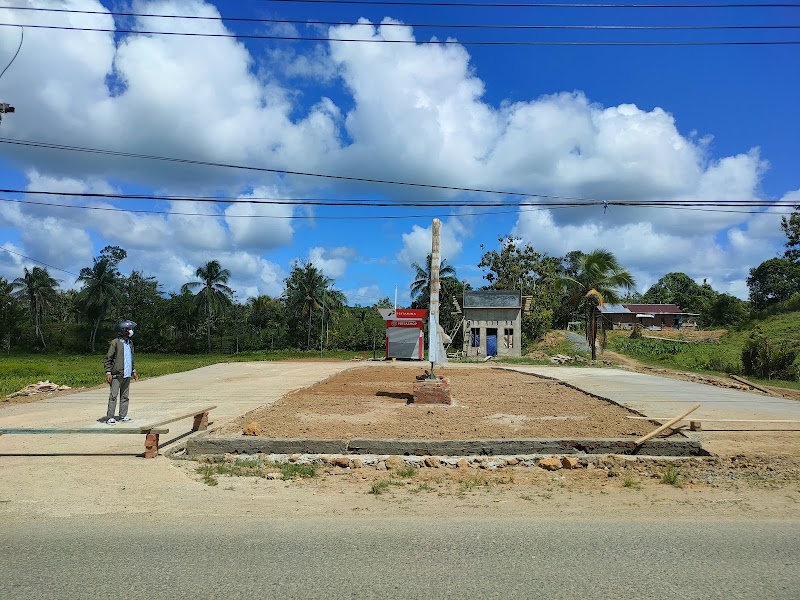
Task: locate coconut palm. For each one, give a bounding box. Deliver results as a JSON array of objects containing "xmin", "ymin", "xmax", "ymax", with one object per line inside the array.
[
  {"xmin": 182, "ymin": 260, "xmax": 234, "ymax": 353},
  {"xmin": 410, "ymin": 254, "xmax": 457, "ymax": 306},
  {"xmin": 284, "ymin": 262, "xmax": 340, "ymax": 350},
  {"xmin": 77, "ymin": 257, "xmax": 124, "ymax": 352},
  {"xmin": 12, "ymin": 266, "xmax": 59, "ymax": 348},
  {"xmin": 559, "ymin": 249, "xmax": 636, "ymax": 360}
]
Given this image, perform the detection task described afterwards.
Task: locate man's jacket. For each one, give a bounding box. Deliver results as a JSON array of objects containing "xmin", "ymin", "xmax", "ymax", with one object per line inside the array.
[{"xmin": 104, "ymin": 338, "xmax": 136, "ymax": 377}]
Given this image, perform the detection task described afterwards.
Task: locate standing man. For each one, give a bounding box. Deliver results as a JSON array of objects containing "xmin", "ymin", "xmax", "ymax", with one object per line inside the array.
[{"xmin": 104, "ymin": 320, "xmax": 138, "ymax": 425}]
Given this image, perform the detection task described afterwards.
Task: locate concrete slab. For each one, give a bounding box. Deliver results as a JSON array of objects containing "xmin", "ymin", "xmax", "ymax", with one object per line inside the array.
[{"xmin": 496, "ymin": 365, "xmax": 800, "ymax": 425}]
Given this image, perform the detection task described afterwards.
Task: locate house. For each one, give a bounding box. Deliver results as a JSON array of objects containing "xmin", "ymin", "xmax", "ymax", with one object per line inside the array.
[
  {"xmin": 598, "ymin": 304, "xmax": 699, "ymax": 331},
  {"xmin": 460, "ymin": 290, "xmax": 524, "ymax": 358}
]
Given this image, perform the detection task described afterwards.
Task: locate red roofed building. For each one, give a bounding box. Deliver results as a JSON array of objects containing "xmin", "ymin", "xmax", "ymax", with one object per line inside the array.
[{"xmin": 598, "ymin": 304, "xmax": 699, "ymax": 330}]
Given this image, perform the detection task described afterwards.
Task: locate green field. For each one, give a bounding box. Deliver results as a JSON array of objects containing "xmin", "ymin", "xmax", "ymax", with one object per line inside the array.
[
  {"xmin": 606, "ymin": 310, "xmax": 800, "ymax": 390},
  {"xmin": 0, "ymin": 350, "xmax": 359, "ymax": 398}
]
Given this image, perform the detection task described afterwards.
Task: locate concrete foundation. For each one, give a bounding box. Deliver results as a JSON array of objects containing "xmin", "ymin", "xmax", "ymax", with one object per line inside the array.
[{"xmin": 186, "ymin": 436, "xmax": 708, "ymax": 457}]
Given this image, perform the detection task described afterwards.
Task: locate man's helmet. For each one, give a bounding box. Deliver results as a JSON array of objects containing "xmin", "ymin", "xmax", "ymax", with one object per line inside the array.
[{"xmin": 115, "ymin": 320, "xmax": 137, "ymax": 334}]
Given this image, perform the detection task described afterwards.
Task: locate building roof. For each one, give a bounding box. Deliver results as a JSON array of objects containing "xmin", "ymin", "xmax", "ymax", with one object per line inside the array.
[
  {"xmin": 463, "ymin": 290, "xmax": 521, "ymax": 309},
  {"xmin": 599, "ymin": 303, "xmax": 689, "ymax": 315},
  {"xmin": 623, "ymin": 304, "xmax": 685, "ymax": 314}
]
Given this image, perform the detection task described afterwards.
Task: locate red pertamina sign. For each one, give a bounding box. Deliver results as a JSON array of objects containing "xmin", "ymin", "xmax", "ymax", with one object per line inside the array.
[{"xmin": 378, "ymin": 308, "xmax": 427, "ymax": 359}]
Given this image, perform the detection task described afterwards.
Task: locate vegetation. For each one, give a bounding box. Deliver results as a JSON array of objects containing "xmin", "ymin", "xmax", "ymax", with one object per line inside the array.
[{"xmin": 559, "ymin": 249, "xmax": 636, "ymax": 360}]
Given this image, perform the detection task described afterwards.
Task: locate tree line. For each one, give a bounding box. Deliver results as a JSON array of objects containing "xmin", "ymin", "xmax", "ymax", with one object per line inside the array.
[{"xmin": 1, "ymin": 205, "xmax": 797, "ymax": 355}]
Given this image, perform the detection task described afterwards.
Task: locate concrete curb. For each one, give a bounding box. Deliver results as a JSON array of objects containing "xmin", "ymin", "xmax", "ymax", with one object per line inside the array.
[{"xmin": 185, "ymin": 436, "xmax": 707, "ymax": 457}]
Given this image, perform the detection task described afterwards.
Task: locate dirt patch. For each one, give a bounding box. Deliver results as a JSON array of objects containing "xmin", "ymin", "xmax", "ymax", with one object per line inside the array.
[{"xmin": 217, "ymin": 366, "xmax": 655, "ymax": 439}]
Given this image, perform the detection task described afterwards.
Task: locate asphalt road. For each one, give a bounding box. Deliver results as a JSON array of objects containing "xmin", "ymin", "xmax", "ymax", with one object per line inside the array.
[{"xmin": 2, "ymin": 518, "xmax": 797, "ymax": 599}]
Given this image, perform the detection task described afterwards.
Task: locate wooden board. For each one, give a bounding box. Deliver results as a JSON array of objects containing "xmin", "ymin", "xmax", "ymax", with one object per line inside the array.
[
  {"xmin": 0, "ymin": 427, "xmax": 169, "ymax": 435},
  {"xmin": 139, "ymin": 405, "xmax": 217, "ymax": 431}
]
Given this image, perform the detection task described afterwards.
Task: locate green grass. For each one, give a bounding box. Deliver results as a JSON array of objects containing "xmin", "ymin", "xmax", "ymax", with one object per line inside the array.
[
  {"xmin": 0, "ymin": 351, "xmax": 352, "ymax": 398},
  {"xmin": 394, "ymin": 466, "xmax": 417, "ymax": 478},
  {"xmin": 369, "ymin": 480, "xmax": 391, "ymax": 495},
  {"xmin": 661, "ymin": 466, "xmax": 683, "ymax": 488},
  {"xmin": 280, "ymin": 463, "xmax": 318, "ymax": 480},
  {"xmin": 606, "ymin": 310, "xmax": 800, "ymax": 388}
]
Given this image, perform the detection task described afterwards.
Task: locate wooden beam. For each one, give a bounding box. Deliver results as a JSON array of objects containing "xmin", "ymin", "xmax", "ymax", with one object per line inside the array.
[
  {"xmin": 139, "ymin": 405, "xmax": 217, "ymax": 432},
  {"xmin": 0, "ymin": 427, "xmax": 169, "ymax": 434},
  {"xmin": 635, "ymin": 403, "xmax": 701, "ymax": 446},
  {"xmin": 626, "ymin": 417, "xmax": 800, "ymax": 423},
  {"xmin": 730, "ymin": 375, "xmax": 773, "ymax": 394}
]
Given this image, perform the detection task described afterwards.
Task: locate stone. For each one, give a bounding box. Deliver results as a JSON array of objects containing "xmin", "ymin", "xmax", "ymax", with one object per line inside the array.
[
  {"xmin": 242, "ymin": 422, "xmax": 262, "ymax": 436},
  {"xmin": 456, "ymin": 458, "xmax": 470, "ymax": 469},
  {"xmin": 352, "ymin": 458, "xmax": 363, "ymax": 469},
  {"xmin": 289, "ymin": 454, "xmax": 301, "ymax": 463},
  {"xmin": 375, "ymin": 461, "xmax": 387, "ymax": 471},
  {"xmin": 423, "ymin": 456, "xmax": 441, "ymax": 468},
  {"xmin": 386, "ymin": 455, "xmax": 405, "ymax": 470},
  {"xmin": 506, "ymin": 458, "xmax": 520, "ymax": 466},
  {"xmin": 331, "ymin": 457, "xmax": 351, "ymax": 468},
  {"xmin": 538, "ymin": 457, "xmax": 563, "ymax": 471},
  {"xmin": 561, "ymin": 457, "xmax": 581, "ymax": 469}
]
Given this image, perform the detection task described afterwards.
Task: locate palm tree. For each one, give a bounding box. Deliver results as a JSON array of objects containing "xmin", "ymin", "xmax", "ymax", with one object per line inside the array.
[
  {"xmin": 182, "ymin": 260, "xmax": 234, "ymax": 353},
  {"xmin": 410, "ymin": 254, "xmax": 457, "ymax": 307},
  {"xmin": 77, "ymin": 258, "xmax": 123, "ymax": 352},
  {"xmin": 12, "ymin": 267, "xmax": 59, "ymax": 348},
  {"xmin": 284, "ymin": 262, "xmax": 338, "ymax": 350},
  {"xmin": 559, "ymin": 249, "xmax": 635, "ymax": 360}
]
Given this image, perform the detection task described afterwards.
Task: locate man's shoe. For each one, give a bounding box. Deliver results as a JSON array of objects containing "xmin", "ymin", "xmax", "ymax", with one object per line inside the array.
[
  {"xmin": 120, "ymin": 416, "xmax": 133, "ymax": 423},
  {"xmin": 106, "ymin": 418, "xmax": 117, "ymax": 425}
]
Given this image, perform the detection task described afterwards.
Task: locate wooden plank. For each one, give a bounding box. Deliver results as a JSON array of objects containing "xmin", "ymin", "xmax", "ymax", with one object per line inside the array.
[
  {"xmin": 635, "ymin": 403, "xmax": 701, "ymax": 446},
  {"xmin": 730, "ymin": 375, "xmax": 773, "ymax": 394},
  {"xmin": 139, "ymin": 405, "xmax": 217, "ymax": 431},
  {"xmin": 0, "ymin": 427, "xmax": 169, "ymax": 435},
  {"xmin": 626, "ymin": 417, "xmax": 800, "ymax": 423}
]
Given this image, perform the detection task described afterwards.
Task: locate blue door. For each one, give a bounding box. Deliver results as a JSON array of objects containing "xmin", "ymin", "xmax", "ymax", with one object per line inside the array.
[{"xmin": 486, "ymin": 335, "xmax": 497, "ymax": 357}]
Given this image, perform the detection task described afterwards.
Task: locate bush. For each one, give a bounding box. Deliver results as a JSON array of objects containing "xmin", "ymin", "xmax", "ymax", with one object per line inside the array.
[{"xmin": 742, "ymin": 327, "xmax": 799, "ymax": 381}]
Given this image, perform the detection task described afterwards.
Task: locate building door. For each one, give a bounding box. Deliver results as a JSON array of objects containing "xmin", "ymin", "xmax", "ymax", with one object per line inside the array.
[{"xmin": 486, "ymin": 328, "xmax": 498, "ymax": 356}]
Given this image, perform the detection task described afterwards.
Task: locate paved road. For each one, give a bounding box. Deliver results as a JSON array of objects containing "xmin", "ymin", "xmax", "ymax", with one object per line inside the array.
[
  {"xmin": 1, "ymin": 517, "xmax": 797, "ymax": 599},
  {"xmin": 502, "ymin": 365, "xmax": 800, "ymax": 426}
]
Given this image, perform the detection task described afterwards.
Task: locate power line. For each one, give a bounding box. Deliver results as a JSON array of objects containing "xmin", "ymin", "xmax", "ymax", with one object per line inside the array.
[
  {"xmin": 0, "ymin": 245, "xmax": 82, "ymax": 280},
  {"xmin": 6, "ymin": 188, "xmax": 798, "ymax": 208},
  {"xmin": 3, "ymin": 139, "xmax": 797, "ymax": 208},
  {"xmin": 0, "ymin": 137, "xmax": 614, "ymax": 202},
  {"xmin": 252, "ymin": 1, "xmax": 800, "ymax": 7},
  {"xmin": 2, "ymin": 23, "xmax": 797, "ymax": 45},
  {"xmin": 3, "ymin": 6, "xmax": 798, "ymax": 31}
]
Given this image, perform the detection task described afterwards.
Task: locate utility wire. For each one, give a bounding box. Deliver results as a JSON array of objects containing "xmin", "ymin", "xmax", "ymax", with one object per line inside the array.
[
  {"xmin": 4, "ymin": 139, "xmax": 797, "ymax": 207},
  {"xmin": 251, "ymin": 1, "xmax": 800, "ymax": 8},
  {"xmin": 0, "ymin": 246, "xmax": 83, "ymax": 280},
  {"xmin": 2, "ymin": 197, "xmax": 792, "ymax": 221},
  {"xmin": 2, "ymin": 23, "xmax": 797, "ymax": 45},
  {"xmin": 3, "ymin": 7, "xmax": 798, "ymax": 31},
  {"xmin": 5, "ymin": 188, "xmax": 798, "ymax": 208},
  {"xmin": 0, "ymin": 137, "xmax": 618, "ymax": 202},
  {"xmin": 0, "ymin": 24, "xmax": 22, "ymax": 80}
]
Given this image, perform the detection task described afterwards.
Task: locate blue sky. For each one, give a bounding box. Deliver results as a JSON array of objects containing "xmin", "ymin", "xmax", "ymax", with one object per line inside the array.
[{"xmin": 0, "ymin": 0, "xmax": 798, "ymax": 307}]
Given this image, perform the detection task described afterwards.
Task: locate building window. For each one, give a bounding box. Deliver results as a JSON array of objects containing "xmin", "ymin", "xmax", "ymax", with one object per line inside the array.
[
  {"xmin": 504, "ymin": 328, "xmax": 514, "ymax": 349},
  {"xmin": 470, "ymin": 328, "xmax": 481, "ymax": 348}
]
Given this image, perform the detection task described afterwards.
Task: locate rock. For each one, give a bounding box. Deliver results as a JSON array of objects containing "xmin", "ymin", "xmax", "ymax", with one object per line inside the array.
[
  {"xmin": 352, "ymin": 458, "xmax": 363, "ymax": 469},
  {"xmin": 331, "ymin": 457, "xmax": 351, "ymax": 468},
  {"xmin": 538, "ymin": 457, "xmax": 563, "ymax": 471},
  {"xmin": 289, "ymin": 454, "xmax": 301, "ymax": 463},
  {"xmin": 386, "ymin": 455, "xmax": 405, "ymax": 470},
  {"xmin": 242, "ymin": 422, "xmax": 262, "ymax": 436},
  {"xmin": 375, "ymin": 461, "xmax": 387, "ymax": 471},
  {"xmin": 561, "ymin": 457, "xmax": 581, "ymax": 470},
  {"xmin": 456, "ymin": 458, "xmax": 470, "ymax": 469},
  {"xmin": 423, "ymin": 456, "xmax": 441, "ymax": 468},
  {"xmin": 506, "ymin": 458, "xmax": 519, "ymax": 466}
]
